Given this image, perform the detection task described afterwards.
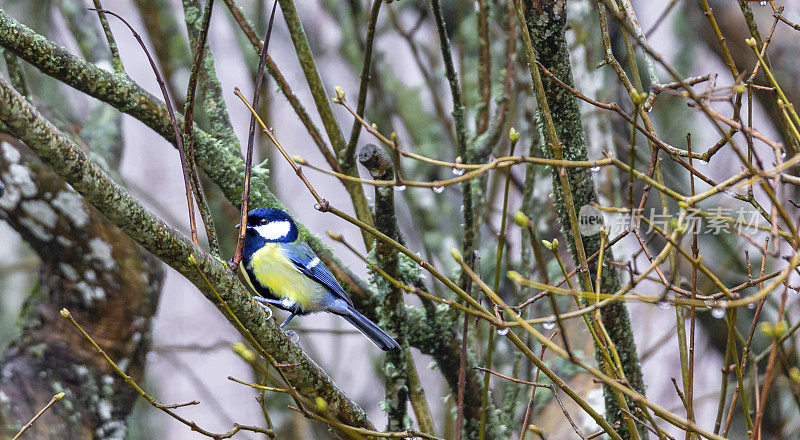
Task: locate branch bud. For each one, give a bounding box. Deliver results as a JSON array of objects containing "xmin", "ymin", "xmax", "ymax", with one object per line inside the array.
[
  {"xmin": 232, "ymin": 343, "xmax": 255, "ymax": 363},
  {"xmin": 632, "ymin": 90, "xmax": 648, "ymax": 106},
  {"xmin": 507, "ymin": 270, "xmax": 524, "ymax": 284},
  {"xmin": 333, "ymin": 86, "xmax": 346, "ymax": 103},
  {"xmin": 327, "ymin": 231, "xmax": 343, "ymax": 242},
  {"xmin": 514, "ymin": 211, "xmax": 530, "ymax": 228}
]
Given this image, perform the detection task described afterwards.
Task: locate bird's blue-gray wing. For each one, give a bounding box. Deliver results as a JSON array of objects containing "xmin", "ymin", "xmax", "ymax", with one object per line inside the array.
[{"xmin": 280, "ymin": 242, "xmax": 354, "ymax": 306}]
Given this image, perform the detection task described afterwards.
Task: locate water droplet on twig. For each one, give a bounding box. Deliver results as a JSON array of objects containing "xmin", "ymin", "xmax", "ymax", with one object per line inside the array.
[
  {"xmin": 432, "ymin": 185, "xmax": 445, "ymax": 194},
  {"xmin": 452, "ymin": 167, "xmax": 465, "ymax": 176},
  {"xmin": 394, "ymin": 184, "xmax": 407, "ymax": 192},
  {"xmin": 496, "ymin": 327, "xmax": 509, "ymax": 336},
  {"xmin": 543, "ymin": 319, "xmax": 556, "ymax": 330}
]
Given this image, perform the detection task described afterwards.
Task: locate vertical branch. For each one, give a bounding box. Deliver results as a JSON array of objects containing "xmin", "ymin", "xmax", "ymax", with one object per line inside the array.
[
  {"xmin": 91, "ymin": 0, "xmax": 124, "ymax": 73},
  {"xmin": 479, "ymin": 130, "xmax": 519, "ymax": 440},
  {"xmin": 358, "ymin": 144, "xmax": 409, "ymax": 432},
  {"xmin": 518, "ymin": 1, "xmax": 647, "ymax": 438},
  {"xmin": 476, "ymin": 0, "xmax": 491, "ymax": 135},
  {"xmin": 232, "ymin": 0, "xmax": 278, "ymax": 267},
  {"xmin": 429, "ymin": 2, "xmax": 475, "ymax": 439},
  {"xmin": 183, "ymin": 0, "xmax": 239, "ymax": 146},
  {"xmin": 183, "ymin": 0, "xmax": 220, "ymax": 255},
  {"xmin": 345, "ymin": 0, "xmax": 382, "ymax": 157},
  {"xmin": 406, "ymin": 358, "xmax": 436, "ymax": 436}
]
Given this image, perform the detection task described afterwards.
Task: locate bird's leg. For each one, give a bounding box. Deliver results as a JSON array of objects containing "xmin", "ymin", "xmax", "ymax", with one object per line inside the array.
[
  {"xmin": 279, "ymin": 310, "xmax": 298, "ymax": 328},
  {"xmin": 254, "ymin": 297, "xmax": 284, "ymax": 307}
]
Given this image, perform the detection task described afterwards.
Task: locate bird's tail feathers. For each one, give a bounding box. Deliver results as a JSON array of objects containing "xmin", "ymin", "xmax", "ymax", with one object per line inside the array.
[{"xmin": 340, "ymin": 306, "xmax": 400, "ymax": 351}]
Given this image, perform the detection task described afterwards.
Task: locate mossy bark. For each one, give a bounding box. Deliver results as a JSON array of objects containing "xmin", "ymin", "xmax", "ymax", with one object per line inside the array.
[
  {"xmin": 358, "ymin": 144, "xmax": 409, "ymax": 431},
  {"xmin": 523, "ymin": 1, "xmax": 647, "ymax": 438}
]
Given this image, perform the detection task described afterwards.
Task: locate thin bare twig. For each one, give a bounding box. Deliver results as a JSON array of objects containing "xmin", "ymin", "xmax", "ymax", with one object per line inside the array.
[
  {"xmin": 11, "ymin": 393, "xmax": 65, "ymax": 440},
  {"xmin": 231, "ymin": 0, "xmax": 278, "ymax": 268}
]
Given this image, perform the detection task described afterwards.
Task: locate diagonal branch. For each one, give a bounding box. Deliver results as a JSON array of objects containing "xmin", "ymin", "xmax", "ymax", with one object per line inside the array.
[{"xmin": 0, "ymin": 77, "xmax": 375, "ymax": 434}]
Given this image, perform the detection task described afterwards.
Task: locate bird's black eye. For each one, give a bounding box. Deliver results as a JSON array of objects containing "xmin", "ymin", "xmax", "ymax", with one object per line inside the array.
[{"xmin": 260, "ymin": 219, "xmax": 267, "ymax": 225}]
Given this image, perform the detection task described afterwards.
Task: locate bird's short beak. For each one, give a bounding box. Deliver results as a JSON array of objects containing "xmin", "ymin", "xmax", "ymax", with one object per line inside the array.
[{"xmin": 235, "ymin": 223, "xmax": 241, "ymax": 229}]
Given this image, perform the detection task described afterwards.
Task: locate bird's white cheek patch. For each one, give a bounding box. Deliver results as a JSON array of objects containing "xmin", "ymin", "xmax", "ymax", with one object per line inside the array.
[{"xmin": 255, "ymin": 221, "xmax": 291, "ymax": 241}]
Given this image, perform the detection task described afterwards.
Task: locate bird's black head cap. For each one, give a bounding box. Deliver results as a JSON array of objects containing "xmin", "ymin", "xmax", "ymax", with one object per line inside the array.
[{"xmin": 245, "ymin": 207, "xmax": 299, "ymax": 243}]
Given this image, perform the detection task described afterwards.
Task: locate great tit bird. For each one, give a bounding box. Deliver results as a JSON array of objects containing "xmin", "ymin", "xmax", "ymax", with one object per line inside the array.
[{"xmin": 240, "ymin": 207, "xmax": 400, "ymax": 351}]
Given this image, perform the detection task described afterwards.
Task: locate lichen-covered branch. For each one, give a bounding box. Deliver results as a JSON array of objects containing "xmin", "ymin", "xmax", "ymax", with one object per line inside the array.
[
  {"xmin": 358, "ymin": 144, "xmax": 409, "ymax": 431},
  {"xmin": 0, "ymin": 78, "xmax": 375, "ymax": 434},
  {"xmin": 182, "ymin": 0, "xmax": 238, "ymax": 146},
  {"xmin": 522, "ymin": 1, "xmax": 647, "ymax": 438}
]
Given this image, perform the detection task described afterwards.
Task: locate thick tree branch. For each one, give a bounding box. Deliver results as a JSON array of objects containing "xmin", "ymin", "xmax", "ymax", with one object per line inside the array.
[{"xmin": 0, "ymin": 78, "xmax": 375, "ymax": 434}]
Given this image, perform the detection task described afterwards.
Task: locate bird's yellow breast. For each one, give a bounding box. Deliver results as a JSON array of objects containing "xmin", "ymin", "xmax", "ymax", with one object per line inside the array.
[{"xmin": 248, "ymin": 243, "xmax": 322, "ymax": 309}]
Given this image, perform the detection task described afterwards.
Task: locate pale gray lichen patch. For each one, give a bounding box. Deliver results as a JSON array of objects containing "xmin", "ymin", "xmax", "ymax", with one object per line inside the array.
[
  {"xmin": 74, "ymin": 365, "xmax": 89, "ymax": 378},
  {"xmin": 0, "ymin": 184, "xmax": 20, "ymax": 209},
  {"xmin": 59, "ymin": 263, "xmax": 79, "ymax": 281},
  {"xmin": 56, "ymin": 236, "xmax": 73, "ymax": 247},
  {"xmin": 18, "ymin": 217, "xmax": 53, "ymax": 241},
  {"xmin": 96, "ymin": 420, "xmax": 126, "ymax": 440},
  {"xmin": 97, "ymin": 399, "xmax": 112, "ymax": 420},
  {"xmin": 20, "ymin": 199, "xmax": 58, "ymax": 228},
  {"xmin": 52, "ymin": 190, "xmax": 88, "ymax": 227},
  {"xmin": 1, "ymin": 142, "xmax": 20, "ymax": 163},
  {"xmin": 88, "ymin": 238, "xmax": 115, "ymax": 270},
  {"xmin": 7, "ymin": 164, "xmax": 36, "ymax": 197},
  {"xmin": 75, "ymin": 281, "xmax": 105, "ymax": 302},
  {"xmin": 1, "ymin": 163, "xmax": 36, "ymax": 209}
]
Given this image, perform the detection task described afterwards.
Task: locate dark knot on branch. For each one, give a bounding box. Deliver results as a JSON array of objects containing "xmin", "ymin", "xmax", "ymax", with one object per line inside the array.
[{"xmin": 358, "ymin": 143, "xmax": 394, "ymax": 180}]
